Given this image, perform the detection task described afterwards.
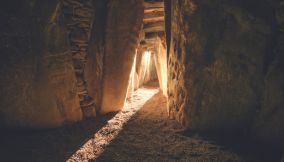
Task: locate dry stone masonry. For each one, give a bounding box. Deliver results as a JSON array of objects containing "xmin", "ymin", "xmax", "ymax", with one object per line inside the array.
[
  {"xmin": 167, "ymin": 0, "xmax": 284, "ymax": 148},
  {"xmin": 1, "ymin": 0, "xmax": 284, "ymax": 152},
  {"xmin": 60, "ymin": 0, "xmax": 96, "ymax": 118}
]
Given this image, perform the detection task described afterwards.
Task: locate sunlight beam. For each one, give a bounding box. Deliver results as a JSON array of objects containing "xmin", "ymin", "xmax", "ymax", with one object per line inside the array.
[{"xmin": 67, "ymin": 88, "xmax": 159, "ymax": 162}]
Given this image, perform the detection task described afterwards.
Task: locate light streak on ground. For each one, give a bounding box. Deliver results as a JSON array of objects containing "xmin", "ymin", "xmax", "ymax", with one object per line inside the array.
[{"xmin": 67, "ymin": 87, "xmax": 159, "ymax": 162}]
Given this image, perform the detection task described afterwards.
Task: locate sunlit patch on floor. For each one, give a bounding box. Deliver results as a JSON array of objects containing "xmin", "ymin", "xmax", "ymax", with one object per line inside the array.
[{"xmin": 67, "ymin": 87, "xmax": 159, "ymax": 162}]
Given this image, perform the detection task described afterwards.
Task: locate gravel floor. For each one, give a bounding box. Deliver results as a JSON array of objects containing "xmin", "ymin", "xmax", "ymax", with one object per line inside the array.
[
  {"xmin": 68, "ymin": 87, "xmax": 245, "ymax": 162},
  {"xmin": 0, "ymin": 87, "xmax": 282, "ymax": 162}
]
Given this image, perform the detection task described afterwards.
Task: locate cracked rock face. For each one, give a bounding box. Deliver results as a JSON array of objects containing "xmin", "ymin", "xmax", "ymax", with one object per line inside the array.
[
  {"xmin": 167, "ymin": 0, "xmax": 284, "ymax": 147},
  {"xmin": 61, "ymin": 0, "xmax": 96, "ymax": 118},
  {"xmin": 0, "ymin": 0, "xmax": 106, "ymax": 128},
  {"xmin": 1, "ymin": 0, "xmax": 284, "ymax": 151},
  {"xmin": 0, "ymin": 0, "xmax": 144, "ymax": 128}
]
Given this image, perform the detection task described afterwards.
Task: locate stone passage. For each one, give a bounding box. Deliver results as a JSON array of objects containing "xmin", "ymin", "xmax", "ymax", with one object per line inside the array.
[
  {"xmin": 68, "ymin": 87, "xmax": 159, "ymax": 161},
  {"xmin": 68, "ymin": 87, "xmax": 245, "ymax": 162},
  {"xmin": 167, "ymin": 0, "xmax": 284, "ymax": 148}
]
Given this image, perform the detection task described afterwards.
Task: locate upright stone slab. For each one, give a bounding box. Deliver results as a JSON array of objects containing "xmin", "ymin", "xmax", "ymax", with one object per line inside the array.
[{"xmin": 100, "ymin": 0, "xmax": 144, "ymax": 114}]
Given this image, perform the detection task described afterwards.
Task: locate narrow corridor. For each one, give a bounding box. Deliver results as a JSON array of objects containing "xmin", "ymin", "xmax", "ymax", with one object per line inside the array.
[
  {"xmin": 69, "ymin": 87, "xmax": 243, "ymax": 162},
  {"xmin": 1, "ymin": 0, "xmax": 284, "ymax": 161}
]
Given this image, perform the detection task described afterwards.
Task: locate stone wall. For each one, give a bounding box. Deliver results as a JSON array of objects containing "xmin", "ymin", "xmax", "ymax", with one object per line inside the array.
[
  {"xmin": 154, "ymin": 37, "xmax": 167, "ymax": 95},
  {"xmin": 100, "ymin": 0, "xmax": 144, "ymax": 114},
  {"xmin": 0, "ymin": 0, "xmax": 82, "ymax": 128},
  {"xmin": 252, "ymin": 0, "xmax": 284, "ymax": 147},
  {"xmin": 60, "ymin": 0, "xmax": 97, "ymax": 118},
  {"xmin": 0, "ymin": 0, "xmax": 145, "ymax": 128},
  {"xmin": 0, "ymin": 0, "xmax": 110, "ymax": 128},
  {"xmin": 85, "ymin": 0, "xmax": 108, "ymax": 116},
  {"xmin": 168, "ymin": 0, "xmax": 284, "ymax": 147}
]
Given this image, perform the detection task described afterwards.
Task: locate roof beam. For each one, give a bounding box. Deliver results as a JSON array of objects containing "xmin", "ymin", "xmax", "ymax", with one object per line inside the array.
[
  {"xmin": 143, "ymin": 26, "xmax": 164, "ymax": 32},
  {"xmin": 143, "ymin": 21, "xmax": 165, "ymax": 32},
  {"xmin": 145, "ymin": 31, "xmax": 165, "ymax": 39},
  {"xmin": 144, "ymin": 17, "xmax": 164, "ymax": 23},
  {"xmin": 145, "ymin": 39, "xmax": 156, "ymax": 44},
  {"xmin": 144, "ymin": 8, "xmax": 164, "ymax": 14},
  {"xmin": 144, "ymin": 2, "xmax": 164, "ymax": 9},
  {"xmin": 143, "ymin": 11, "xmax": 164, "ymax": 23}
]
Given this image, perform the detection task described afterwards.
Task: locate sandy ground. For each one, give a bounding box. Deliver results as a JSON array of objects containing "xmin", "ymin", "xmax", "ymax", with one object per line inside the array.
[{"xmin": 68, "ymin": 87, "xmax": 245, "ymax": 162}]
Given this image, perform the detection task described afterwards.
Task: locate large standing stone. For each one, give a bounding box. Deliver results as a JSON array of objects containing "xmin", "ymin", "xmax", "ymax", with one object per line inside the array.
[
  {"xmin": 0, "ymin": 0, "xmax": 82, "ymax": 128},
  {"xmin": 168, "ymin": 0, "xmax": 272, "ymax": 134},
  {"xmin": 100, "ymin": 0, "xmax": 144, "ymax": 114}
]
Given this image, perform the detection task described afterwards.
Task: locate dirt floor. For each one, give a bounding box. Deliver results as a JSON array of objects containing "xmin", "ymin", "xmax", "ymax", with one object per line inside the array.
[
  {"xmin": 0, "ymin": 86, "xmax": 283, "ymax": 162},
  {"xmin": 68, "ymin": 86, "xmax": 283, "ymax": 162}
]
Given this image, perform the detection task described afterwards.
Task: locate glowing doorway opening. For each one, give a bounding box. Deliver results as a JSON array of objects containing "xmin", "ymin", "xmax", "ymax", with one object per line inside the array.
[{"xmin": 143, "ymin": 50, "xmax": 151, "ymax": 70}]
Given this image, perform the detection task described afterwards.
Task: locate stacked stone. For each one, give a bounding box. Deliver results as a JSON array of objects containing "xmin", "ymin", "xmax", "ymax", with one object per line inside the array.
[{"xmin": 60, "ymin": 0, "xmax": 96, "ymax": 117}]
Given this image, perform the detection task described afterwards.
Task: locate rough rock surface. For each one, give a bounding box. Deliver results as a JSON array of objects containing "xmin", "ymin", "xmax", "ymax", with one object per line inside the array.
[
  {"xmin": 85, "ymin": 0, "xmax": 107, "ymax": 113},
  {"xmin": 0, "ymin": 87, "xmax": 282, "ymax": 162},
  {"xmin": 100, "ymin": 0, "xmax": 144, "ymax": 114},
  {"xmin": 252, "ymin": 53, "xmax": 284, "ymax": 147},
  {"xmin": 154, "ymin": 37, "xmax": 168, "ymax": 96},
  {"xmin": 69, "ymin": 87, "xmax": 245, "ymax": 162},
  {"xmin": 60, "ymin": 0, "xmax": 97, "ymax": 118},
  {"xmin": 167, "ymin": 0, "xmax": 284, "ymax": 147},
  {"xmin": 0, "ymin": 0, "xmax": 82, "ymax": 128},
  {"xmin": 252, "ymin": 1, "xmax": 284, "ymax": 147}
]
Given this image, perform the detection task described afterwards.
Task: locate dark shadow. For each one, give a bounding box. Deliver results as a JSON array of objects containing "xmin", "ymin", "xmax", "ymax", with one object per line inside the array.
[
  {"xmin": 3, "ymin": 90, "xmax": 282, "ymax": 162},
  {"xmin": 95, "ymin": 92, "xmax": 163, "ymax": 162},
  {"xmin": 95, "ymin": 92, "xmax": 283, "ymax": 162},
  {"xmin": 143, "ymin": 79, "xmax": 160, "ymax": 88},
  {"xmin": 177, "ymin": 129, "xmax": 284, "ymax": 162},
  {"xmin": 0, "ymin": 113, "xmax": 116, "ymax": 162}
]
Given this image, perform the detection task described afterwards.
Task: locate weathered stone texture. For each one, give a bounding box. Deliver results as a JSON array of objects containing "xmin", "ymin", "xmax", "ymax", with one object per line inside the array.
[
  {"xmin": 85, "ymin": 0, "xmax": 107, "ymax": 114},
  {"xmin": 153, "ymin": 37, "xmax": 168, "ymax": 96},
  {"xmin": 0, "ymin": 0, "xmax": 144, "ymax": 127},
  {"xmin": 61, "ymin": 0, "xmax": 96, "ymax": 118},
  {"xmin": 252, "ymin": 0, "xmax": 284, "ymax": 147},
  {"xmin": 100, "ymin": 0, "xmax": 144, "ymax": 114},
  {"xmin": 252, "ymin": 53, "xmax": 284, "ymax": 146},
  {"xmin": 0, "ymin": 0, "xmax": 82, "ymax": 128},
  {"xmin": 168, "ymin": 0, "xmax": 284, "ymax": 147}
]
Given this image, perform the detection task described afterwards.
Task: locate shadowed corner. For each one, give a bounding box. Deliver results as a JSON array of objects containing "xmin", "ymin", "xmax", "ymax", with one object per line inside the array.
[{"xmin": 0, "ymin": 113, "xmax": 116, "ymax": 162}]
